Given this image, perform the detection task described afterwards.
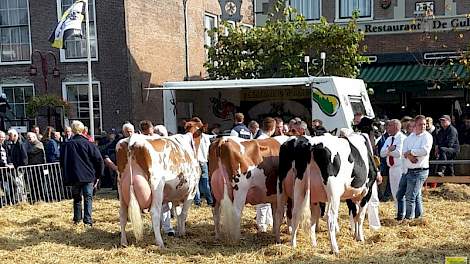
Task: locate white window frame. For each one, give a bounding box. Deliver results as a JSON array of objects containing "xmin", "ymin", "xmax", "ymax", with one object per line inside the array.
[
  {"xmin": 55, "ymin": 0, "xmax": 98, "ymax": 63},
  {"xmin": 240, "ymin": 23, "xmax": 253, "ymax": 32},
  {"xmin": 0, "ymin": 83, "xmax": 35, "ymax": 125},
  {"xmin": 204, "ymin": 12, "xmax": 218, "ymax": 60},
  {"xmin": 335, "ymin": 0, "xmax": 373, "ymax": 22},
  {"xmin": 289, "ymin": 0, "xmax": 322, "ymax": 21},
  {"xmin": 204, "ymin": 13, "xmax": 218, "ymax": 47},
  {"xmin": 0, "ymin": 0, "xmax": 32, "ymax": 65},
  {"xmin": 61, "ymin": 81, "xmax": 102, "ymax": 130},
  {"xmin": 223, "ymin": 20, "xmax": 236, "ymax": 36}
]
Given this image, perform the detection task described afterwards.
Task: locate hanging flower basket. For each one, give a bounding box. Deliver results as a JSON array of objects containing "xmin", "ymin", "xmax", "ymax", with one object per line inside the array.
[{"xmin": 26, "ymin": 95, "xmax": 71, "ymax": 118}]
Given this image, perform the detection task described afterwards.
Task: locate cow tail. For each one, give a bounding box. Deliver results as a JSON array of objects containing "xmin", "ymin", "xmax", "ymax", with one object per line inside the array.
[
  {"xmin": 219, "ymin": 181, "xmax": 239, "ymax": 242},
  {"xmin": 298, "ymin": 175, "xmax": 311, "ymax": 231},
  {"xmin": 129, "ymin": 185, "xmax": 143, "ymax": 241},
  {"xmin": 128, "ymin": 152, "xmax": 143, "ymax": 241}
]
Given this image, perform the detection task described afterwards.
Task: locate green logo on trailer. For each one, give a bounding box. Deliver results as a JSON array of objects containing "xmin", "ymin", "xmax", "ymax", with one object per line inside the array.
[{"xmin": 311, "ymin": 87, "xmax": 340, "ymax": 116}]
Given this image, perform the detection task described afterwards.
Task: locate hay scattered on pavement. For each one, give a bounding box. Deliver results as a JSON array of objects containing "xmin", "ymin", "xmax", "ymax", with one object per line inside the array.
[{"xmin": 0, "ymin": 185, "xmax": 469, "ymax": 264}]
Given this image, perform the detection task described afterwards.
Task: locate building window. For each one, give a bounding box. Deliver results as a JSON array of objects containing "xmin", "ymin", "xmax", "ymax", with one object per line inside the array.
[
  {"xmin": 204, "ymin": 13, "xmax": 217, "ymax": 49},
  {"xmin": 0, "ymin": 0, "xmax": 31, "ymax": 63},
  {"xmin": 62, "ymin": 82, "xmax": 102, "ymax": 131},
  {"xmin": 56, "ymin": 0, "xmax": 98, "ymax": 61},
  {"xmin": 240, "ymin": 23, "xmax": 253, "ymax": 32},
  {"xmin": 339, "ymin": 0, "xmax": 371, "ymax": 19},
  {"xmin": 0, "ymin": 84, "xmax": 34, "ymax": 126},
  {"xmin": 290, "ymin": 0, "xmax": 321, "ymax": 20}
]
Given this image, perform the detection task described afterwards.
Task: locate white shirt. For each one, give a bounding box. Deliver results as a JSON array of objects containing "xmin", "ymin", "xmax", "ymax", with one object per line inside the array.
[
  {"xmin": 380, "ymin": 131, "xmax": 406, "ymax": 168},
  {"xmin": 402, "ymin": 131, "xmax": 433, "ymax": 170},
  {"xmin": 256, "ymin": 132, "xmax": 270, "ymax": 140},
  {"xmin": 197, "ymin": 133, "xmax": 214, "ymax": 163}
]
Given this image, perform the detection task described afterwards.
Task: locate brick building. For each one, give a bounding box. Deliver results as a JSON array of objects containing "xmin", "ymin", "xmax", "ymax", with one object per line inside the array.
[
  {"xmin": 0, "ymin": 0, "xmax": 253, "ymax": 133},
  {"xmin": 255, "ymin": 0, "xmax": 470, "ymax": 120}
]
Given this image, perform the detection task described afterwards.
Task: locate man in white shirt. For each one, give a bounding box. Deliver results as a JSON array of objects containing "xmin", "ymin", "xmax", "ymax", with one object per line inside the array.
[
  {"xmin": 193, "ymin": 118, "xmax": 215, "ymax": 206},
  {"xmin": 396, "ymin": 115, "xmax": 433, "ymax": 220},
  {"xmin": 255, "ymin": 117, "xmax": 276, "ymax": 232},
  {"xmin": 380, "ymin": 119, "xmax": 406, "ymax": 208}
]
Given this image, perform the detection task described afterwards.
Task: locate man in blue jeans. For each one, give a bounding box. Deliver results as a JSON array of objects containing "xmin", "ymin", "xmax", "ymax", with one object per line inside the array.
[
  {"xmin": 60, "ymin": 120, "xmax": 104, "ymax": 227},
  {"xmin": 190, "ymin": 117, "xmax": 214, "ymax": 206},
  {"xmin": 396, "ymin": 115, "xmax": 433, "ymax": 220}
]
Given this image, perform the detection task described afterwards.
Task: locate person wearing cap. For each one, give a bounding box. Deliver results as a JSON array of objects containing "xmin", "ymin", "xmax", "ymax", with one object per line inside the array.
[{"xmin": 435, "ymin": 114, "xmax": 460, "ymax": 176}]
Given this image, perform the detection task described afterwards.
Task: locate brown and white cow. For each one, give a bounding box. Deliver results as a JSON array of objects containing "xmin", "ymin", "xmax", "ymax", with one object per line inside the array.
[
  {"xmin": 276, "ymin": 133, "xmax": 377, "ymax": 254},
  {"xmin": 116, "ymin": 130, "xmax": 201, "ymax": 248},
  {"xmin": 209, "ymin": 136, "xmax": 290, "ymax": 241}
]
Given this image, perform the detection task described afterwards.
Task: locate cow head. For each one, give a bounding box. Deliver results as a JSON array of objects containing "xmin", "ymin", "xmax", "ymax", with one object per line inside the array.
[
  {"xmin": 184, "ymin": 118, "xmax": 204, "ymax": 155},
  {"xmin": 311, "ymin": 143, "xmax": 341, "ymax": 184}
]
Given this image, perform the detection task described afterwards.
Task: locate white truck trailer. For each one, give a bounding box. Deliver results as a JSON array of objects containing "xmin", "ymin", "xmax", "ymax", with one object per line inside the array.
[{"xmin": 159, "ymin": 76, "xmax": 374, "ymax": 134}]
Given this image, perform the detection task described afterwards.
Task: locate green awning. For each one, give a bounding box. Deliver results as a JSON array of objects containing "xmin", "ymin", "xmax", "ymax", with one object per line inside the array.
[{"xmin": 359, "ymin": 64, "xmax": 468, "ymax": 83}]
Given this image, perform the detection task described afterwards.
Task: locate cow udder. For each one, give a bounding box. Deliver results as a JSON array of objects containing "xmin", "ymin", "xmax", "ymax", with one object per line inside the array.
[{"xmin": 120, "ymin": 165, "xmax": 152, "ymax": 209}]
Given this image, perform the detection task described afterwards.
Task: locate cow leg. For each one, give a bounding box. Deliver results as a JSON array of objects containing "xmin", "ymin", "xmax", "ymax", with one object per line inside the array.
[
  {"xmin": 290, "ymin": 178, "xmax": 305, "ymax": 248},
  {"xmin": 326, "ymin": 180, "xmax": 342, "ymax": 255},
  {"xmin": 118, "ymin": 184, "xmax": 129, "ymax": 247},
  {"xmin": 176, "ymin": 199, "xmax": 192, "ymax": 236},
  {"xmin": 213, "ymin": 201, "xmax": 221, "ymax": 240},
  {"xmin": 326, "ymin": 196, "xmax": 341, "ymax": 254},
  {"xmin": 274, "ymin": 192, "xmax": 287, "ymax": 243},
  {"xmin": 355, "ymin": 204, "xmax": 368, "ymax": 242},
  {"xmin": 231, "ymin": 186, "xmax": 249, "ymax": 241},
  {"xmin": 310, "ymin": 203, "xmax": 321, "ymax": 247},
  {"xmin": 150, "ymin": 180, "xmax": 165, "ymax": 248}
]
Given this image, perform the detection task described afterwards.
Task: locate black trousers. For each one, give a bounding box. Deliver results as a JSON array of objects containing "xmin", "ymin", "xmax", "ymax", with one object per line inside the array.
[{"xmin": 438, "ymin": 146, "xmax": 458, "ymax": 175}]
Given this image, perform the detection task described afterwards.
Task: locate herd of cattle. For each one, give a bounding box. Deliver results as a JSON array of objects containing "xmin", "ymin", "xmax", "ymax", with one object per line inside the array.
[{"xmin": 116, "ymin": 122, "xmax": 378, "ymax": 254}]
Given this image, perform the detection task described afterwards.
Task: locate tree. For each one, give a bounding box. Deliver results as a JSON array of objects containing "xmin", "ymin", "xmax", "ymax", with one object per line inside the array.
[{"xmin": 204, "ymin": 2, "xmax": 368, "ymax": 79}]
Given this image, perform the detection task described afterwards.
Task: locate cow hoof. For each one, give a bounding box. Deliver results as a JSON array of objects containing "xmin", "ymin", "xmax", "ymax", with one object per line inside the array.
[
  {"xmin": 156, "ymin": 243, "xmax": 165, "ymax": 249},
  {"xmin": 120, "ymin": 238, "xmax": 128, "ymax": 247}
]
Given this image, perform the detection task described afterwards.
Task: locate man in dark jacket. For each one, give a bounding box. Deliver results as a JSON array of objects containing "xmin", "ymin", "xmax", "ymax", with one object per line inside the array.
[
  {"xmin": 60, "ymin": 120, "xmax": 104, "ymax": 227},
  {"xmin": 6, "ymin": 129, "xmax": 28, "ymax": 167},
  {"xmin": 230, "ymin": 112, "xmax": 251, "ymax": 139},
  {"xmin": 435, "ymin": 115, "xmax": 460, "ymax": 176},
  {"xmin": 45, "ymin": 131, "xmax": 61, "ymax": 163}
]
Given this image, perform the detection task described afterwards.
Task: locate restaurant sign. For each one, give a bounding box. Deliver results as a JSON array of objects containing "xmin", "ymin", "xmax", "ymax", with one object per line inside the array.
[{"xmin": 356, "ymin": 15, "xmax": 470, "ymax": 35}]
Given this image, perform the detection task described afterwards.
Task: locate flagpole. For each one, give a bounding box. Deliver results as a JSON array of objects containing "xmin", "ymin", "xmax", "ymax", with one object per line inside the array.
[{"xmin": 85, "ymin": 0, "xmax": 94, "ymax": 139}]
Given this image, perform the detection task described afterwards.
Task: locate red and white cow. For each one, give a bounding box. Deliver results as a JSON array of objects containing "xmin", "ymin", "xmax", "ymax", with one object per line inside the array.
[
  {"xmin": 276, "ymin": 133, "xmax": 377, "ymax": 254},
  {"xmin": 116, "ymin": 129, "xmax": 201, "ymax": 247},
  {"xmin": 209, "ymin": 136, "xmax": 290, "ymax": 241}
]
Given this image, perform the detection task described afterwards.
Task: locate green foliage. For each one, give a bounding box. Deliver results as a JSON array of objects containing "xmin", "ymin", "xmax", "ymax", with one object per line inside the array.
[
  {"xmin": 205, "ymin": 2, "xmax": 368, "ymax": 79},
  {"xmin": 26, "ymin": 95, "xmax": 71, "ymax": 118}
]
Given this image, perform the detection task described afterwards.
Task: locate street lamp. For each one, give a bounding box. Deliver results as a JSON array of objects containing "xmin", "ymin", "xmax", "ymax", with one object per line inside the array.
[
  {"xmin": 29, "ymin": 50, "xmax": 60, "ymax": 94},
  {"xmin": 29, "ymin": 50, "xmax": 60, "ymax": 125}
]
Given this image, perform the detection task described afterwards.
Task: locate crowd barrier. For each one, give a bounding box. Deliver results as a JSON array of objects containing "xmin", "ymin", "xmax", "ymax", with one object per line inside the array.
[{"xmin": 0, "ymin": 162, "xmax": 72, "ymax": 207}]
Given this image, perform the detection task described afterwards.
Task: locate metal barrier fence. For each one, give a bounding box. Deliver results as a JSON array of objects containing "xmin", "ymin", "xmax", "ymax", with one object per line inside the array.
[{"xmin": 0, "ymin": 162, "xmax": 72, "ymax": 207}]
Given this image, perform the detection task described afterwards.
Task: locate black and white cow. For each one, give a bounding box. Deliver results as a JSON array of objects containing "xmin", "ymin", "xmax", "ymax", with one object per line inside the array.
[{"xmin": 275, "ymin": 133, "xmax": 377, "ymax": 254}]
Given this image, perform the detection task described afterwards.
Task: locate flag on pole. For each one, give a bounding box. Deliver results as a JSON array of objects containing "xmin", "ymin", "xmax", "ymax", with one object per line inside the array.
[{"xmin": 49, "ymin": 0, "xmax": 87, "ymax": 49}]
